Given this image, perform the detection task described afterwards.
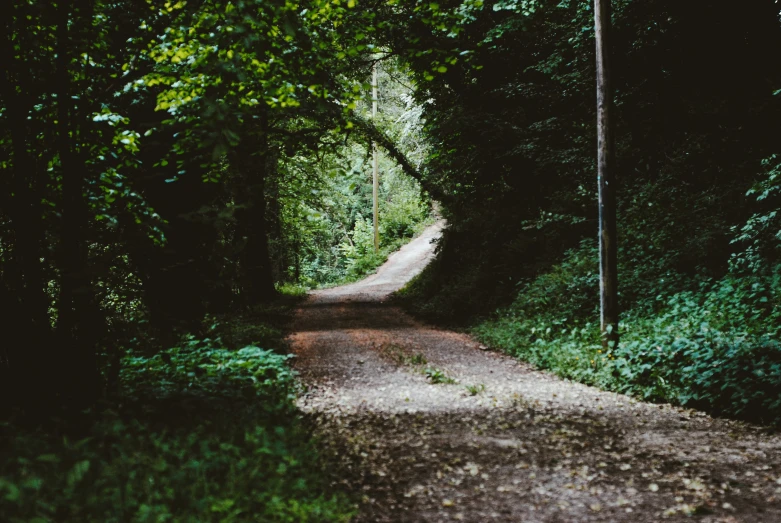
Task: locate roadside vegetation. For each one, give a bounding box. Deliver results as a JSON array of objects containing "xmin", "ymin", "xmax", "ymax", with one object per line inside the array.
[
  {"xmin": 0, "ymin": 302, "xmax": 355, "ymax": 521},
  {"xmin": 3, "ymin": 1, "xmax": 433, "ymax": 518},
  {"xmin": 395, "ymin": 0, "xmax": 781, "ymax": 426}
]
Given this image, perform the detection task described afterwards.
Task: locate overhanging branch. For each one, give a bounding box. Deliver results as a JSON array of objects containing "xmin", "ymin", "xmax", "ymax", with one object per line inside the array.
[{"xmin": 350, "ymin": 115, "xmax": 443, "ymax": 200}]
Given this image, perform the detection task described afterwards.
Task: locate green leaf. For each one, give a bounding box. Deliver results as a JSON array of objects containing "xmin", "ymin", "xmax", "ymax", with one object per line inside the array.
[{"xmin": 66, "ymin": 460, "xmax": 91, "ymax": 488}]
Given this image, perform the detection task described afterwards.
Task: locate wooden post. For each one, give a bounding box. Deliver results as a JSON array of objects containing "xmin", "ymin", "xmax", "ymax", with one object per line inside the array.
[
  {"xmin": 372, "ymin": 62, "xmax": 380, "ymax": 254},
  {"xmin": 595, "ymin": 0, "xmax": 619, "ymax": 348}
]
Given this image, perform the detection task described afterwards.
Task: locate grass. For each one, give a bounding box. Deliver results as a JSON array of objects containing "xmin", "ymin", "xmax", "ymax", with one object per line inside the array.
[
  {"xmin": 407, "ymin": 353, "xmax": 428, "ymax": 366},
  {"xmin": 465, "ymin": 383, "xmax": 486, "ymax": 396},
  {"xmin": 380, "ymin": 343, "xmax": 428, "ymax": 367},
  {"xmin": 377, "ymin": 344, "xmax": 457, "ymax": 385},
  {"xmin": 275, "ymin": 282, "xmax": 310, "ymax": 298},
  {"xmin": 423, "ymin": 367, "xmax": 458, "ymax": 385}
]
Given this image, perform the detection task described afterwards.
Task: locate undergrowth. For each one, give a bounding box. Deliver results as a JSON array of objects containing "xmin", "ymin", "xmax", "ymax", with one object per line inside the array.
[
  {"xmin": 472, "ymin": 244, "xmax": 781, "ymax": 426},
  {"xmin": 423, "ymin": 367, "xmax": 458, "ymax": 385},
  {"xmin": 0, "ymin": 305, "xmax": 354, "ymax": 522},
  {"xmin": 399, "ymin": 157, "xmax": 781, "ymax": 427}
]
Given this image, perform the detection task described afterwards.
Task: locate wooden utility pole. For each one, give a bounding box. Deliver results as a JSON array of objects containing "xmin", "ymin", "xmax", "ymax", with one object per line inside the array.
[
  {"xmin": 372, "ymin": 62, "xmax": 380, "ymax": 253},
  {"xmin": 595, "ymin": 0, "xmax": 619, "ymax": 348}
]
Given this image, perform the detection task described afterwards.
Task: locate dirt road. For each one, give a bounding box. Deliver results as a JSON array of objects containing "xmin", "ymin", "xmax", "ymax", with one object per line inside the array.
[{"xmin": 288, "ymin": 223, "xmax": 781, "ymax": 522}]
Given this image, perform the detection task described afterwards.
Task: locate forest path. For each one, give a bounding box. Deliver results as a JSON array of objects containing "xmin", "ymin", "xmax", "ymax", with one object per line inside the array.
[{"xmin": 288, "ymin": 223, "xmax": 781, "ymax": 522}]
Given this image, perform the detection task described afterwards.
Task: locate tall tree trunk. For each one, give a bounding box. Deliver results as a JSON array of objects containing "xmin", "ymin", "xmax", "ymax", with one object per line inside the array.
[
  {"xmin": 236, "ymin": 112, "xmax": 276, "ymax": 304},
  {"xmin": 595, "ymin": 0, "xmax": 619, "ymax": 348},
  {"xmin": 3, "ymin": 109, "xmax": 50, "ymax": 334},
  {"xmin": 294, "ymin": 243, "xmax": 301, "ymax": 283},
  {"xmin": 55, "ymin": 0, "xmax": 101, "ymax": 402},
  {"xmin": 265, "ymin": 147, "xmax": 285, "ymax": 283},
  {"xmin": 0, "ymin": 3, "xmax": 53, "ymax": 403}
]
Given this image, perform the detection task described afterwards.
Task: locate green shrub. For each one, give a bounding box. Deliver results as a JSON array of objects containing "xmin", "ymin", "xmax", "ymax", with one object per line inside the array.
[
  {"xmin": 122, "ymin": 339, "xmax": 296, "ymax": 401},
  {"xmin": 0, "ymin": 338, "xmax": 354, "ymax": 522},
  {"xmin": 379, "ymin": 183, "xmax": 429, "ymax": 241},
  {"xmin": 474, "ymin": 247, "xmax": 781, "ymax": 425}
]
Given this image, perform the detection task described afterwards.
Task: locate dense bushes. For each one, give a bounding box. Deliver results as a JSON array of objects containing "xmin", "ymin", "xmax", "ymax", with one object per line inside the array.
[
  {"xmin": 0, "ymin": 324, "xmax": 354, "ymax": 522},
  {"xmin": 466, "ymin": 154, "xmax": 781, "ymax": 424},
  {"xmin": 466, "ymin": 150, "xmax": 781, "ymax": 424},
  {"xmin": 473, "ymin": 247, "xmax": 781, "ymax": 424}
]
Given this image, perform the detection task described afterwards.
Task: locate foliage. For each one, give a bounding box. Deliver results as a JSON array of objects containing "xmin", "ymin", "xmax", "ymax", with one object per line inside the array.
[
  {"xmin": 465, "ymin": 383, "xmax": 486, "ymax": 396},
  {"xmin": 275, "ymin": 60, "xmax": 434, "ymax": 289},
  {"xmin": 0, "ymin": 0, "xmax": 433, "ymax": 401},
  {"xmin": 2, "ymin": 5, "xmax": 432, "ymax": 513},
  {"xmin": 391, "ymin": 0, "xmax": 781, "ymax": 426},
  {"xmin": 731, "ymin": 155, "xmax": 781, "ymax": 273},
  {"xmin": 0, "ymin": 332, "xmax": 354, "ymax": 522},
  {"xmin": 393, "ymin": 0, "xmax": 781, "ymax": 318},
  {"xmin": 4, "ymin": 0, "xmax": 781, "ymax": 514},
  {"xmin": 473, "ymin": 243, "xmax": 781, "ymax": 424},
  {"xmin": 123, "ymin": 340, "xmax": 295, "ymax": 401},
  {"xmin": 424, "ymin": 367, "xmax": 458, "ymax": 385}
]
